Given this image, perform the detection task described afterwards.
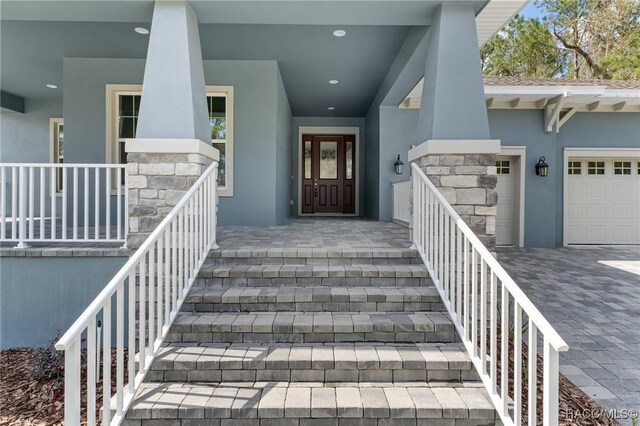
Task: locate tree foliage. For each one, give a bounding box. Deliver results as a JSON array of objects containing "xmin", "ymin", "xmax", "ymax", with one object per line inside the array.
[
  {"xmin": 481, "ymin": 0, "xmax": 640, "ymax": 80},
  {"xmin": 481, "ymin": 15, "xmax": 564, "ymax": 77}
]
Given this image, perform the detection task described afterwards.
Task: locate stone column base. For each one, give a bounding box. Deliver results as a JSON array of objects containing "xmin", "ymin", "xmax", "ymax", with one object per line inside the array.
[
  {"xmin": 409, "ymin": 140, "xmax": 500, "ymax": 253},
  {"xmin": 125, "ymin": 139, "xmax": 219, "ymax": 249}
]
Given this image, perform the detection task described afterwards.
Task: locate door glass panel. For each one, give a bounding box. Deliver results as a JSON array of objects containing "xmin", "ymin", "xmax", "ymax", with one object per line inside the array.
[
  {"xmin": 319, "ymin": 141, "xmax": 338, "ymax": 179},
  {"xmin": 345, "ymin": 141, "xmax": 353, "ymax": 180},
  {"xmin": 304, "ymin": 141, "xmax": 312, "ymax": 179}
]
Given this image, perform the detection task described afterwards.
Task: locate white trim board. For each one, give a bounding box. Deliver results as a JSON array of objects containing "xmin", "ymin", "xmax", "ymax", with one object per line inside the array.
[
  {"xmin": 297, "ymin": 126, "xmax": 360, "ymax": 217},
  {"xmin": 562, "ymin": 147, "xmax": 640, "ymax": 246},
  {"xmin": 408, "ymin": 139, "xmax": 501, "ymax": 162},
  {"xmin": 498, "ymin": 146, "xmax": 526, "ymax": 247}
]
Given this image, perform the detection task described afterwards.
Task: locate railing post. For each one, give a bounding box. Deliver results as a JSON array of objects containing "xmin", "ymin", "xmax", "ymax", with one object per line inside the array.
[
  {"xmin": 543, "ymin": 339, "xmax": 560, "ymax": 426},
  {"xmin": 16, "ymin": 166, "xmax": 29, "ymax": 248},
  {"xmin": 210, "ymin": 163, "xmax": 219, "ymax": 249},
  {"xmin": 64, "ymin": 337, "xmax": 81, "ymax": 425}
]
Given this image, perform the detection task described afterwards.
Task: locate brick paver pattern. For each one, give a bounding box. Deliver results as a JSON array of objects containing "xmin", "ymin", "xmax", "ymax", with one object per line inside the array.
[{"xmin": 498, "ymin": 246, "xmax": 640, "ymax": 422}]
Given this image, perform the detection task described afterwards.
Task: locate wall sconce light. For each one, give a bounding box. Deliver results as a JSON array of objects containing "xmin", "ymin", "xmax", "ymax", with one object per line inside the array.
[
  {"xmin": 394, "ymin": 155, "xmax": 404, "ymax": 175},
  {"xmin": 535, "ymin": 156, "xmax": 549, "ymax": 177}
]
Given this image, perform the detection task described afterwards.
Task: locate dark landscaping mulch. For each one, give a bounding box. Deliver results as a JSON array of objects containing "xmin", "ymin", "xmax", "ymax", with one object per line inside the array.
[
  {"xmin": 494, "ymin": 331, "xmax": 619, "ymax": 426},
  {"xmin": 1, "ymin": 347, "xmax": 127, "ymax": 426}
]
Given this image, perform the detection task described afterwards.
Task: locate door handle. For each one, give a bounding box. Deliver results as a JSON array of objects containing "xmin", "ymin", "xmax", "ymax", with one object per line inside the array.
[{"xmin": 314, "ymin": 187, "xmax": 318, "ymax": 197}]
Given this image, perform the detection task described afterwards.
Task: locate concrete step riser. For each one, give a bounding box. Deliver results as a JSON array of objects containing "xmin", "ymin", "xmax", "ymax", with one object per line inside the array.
[
  {"xmin": 123, "ymin": 419, "xmax": 497, "ymax": 426},
  {"xmin": 123, "ymin": 383, "xmax": 498, "ymax": 425},
  {"xmin": 195, "ymin": 277, "xmax": 432, "ymax": 287},
  {"xmin": 145, "ymin": 367, "xmax": 479, "ymax": 383},
  {"xmin": 205, "ymin": 257, "xmax": 423, "ymax": 266},
  {"xmin": 166, "ymin": 330, "xmax": 458, "ymax": 344},
  {"xmin": 182, "ymin": 301, "xmax": 446, "ymax": 313}
]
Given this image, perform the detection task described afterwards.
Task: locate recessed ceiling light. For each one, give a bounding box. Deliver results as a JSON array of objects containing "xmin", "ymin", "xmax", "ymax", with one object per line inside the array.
[
  {"xmin": 333, "ymin": 30, "xmax": 346, "ymax": 37},
  {"xmin": 329, "ymin": 80, "xmax": 339, "ymax": 85},
  {"xmin": 135, "ymin": 27, "xmax": 150, "ymax": 35},
  {"xmin": 46, "ymin": 84, "xmax": 58, "ymax": 89},
  {"xmin": 328, "ymin": 107, "xmax": 336, "ymax": 111}
]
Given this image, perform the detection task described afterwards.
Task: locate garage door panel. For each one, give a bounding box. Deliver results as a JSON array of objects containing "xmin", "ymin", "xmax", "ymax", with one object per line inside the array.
[{"xmin": 566, "ymin": 157, "xmax": 640, "ymax": 244}]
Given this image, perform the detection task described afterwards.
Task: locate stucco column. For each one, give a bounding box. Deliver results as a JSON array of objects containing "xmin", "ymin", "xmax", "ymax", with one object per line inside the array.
[
  {"xmin": 136, "ymin": 0, "xmax": 210, "ymax": 143},
  {"xmin": 409, "ymin": 4, "xmax": 499, "ymax": 252},
  {"xmin": 125, "ymin": 1, "xmax": 216, "ymax": 249}
]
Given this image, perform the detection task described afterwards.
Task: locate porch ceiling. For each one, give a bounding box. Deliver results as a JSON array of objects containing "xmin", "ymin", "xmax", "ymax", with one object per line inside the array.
[{"xmin": 1, "ymin": 0, "xmax": 512, "ymax": 117}]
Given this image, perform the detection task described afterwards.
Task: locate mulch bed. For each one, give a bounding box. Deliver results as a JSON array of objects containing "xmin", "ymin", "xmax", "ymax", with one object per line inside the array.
[
  {"xmin": 0, "ymin": 345, "xmax": 619, "ymax": 426},
  {"xmin": 1, "ymin": 347, "xmax": 126, "ymax": 426},
  {"xmin": 494, "ymin": 331, "xmax": 619, "ymax": 426}
]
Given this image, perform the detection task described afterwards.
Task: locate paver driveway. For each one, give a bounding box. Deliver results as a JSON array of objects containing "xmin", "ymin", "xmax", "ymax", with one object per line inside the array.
[{"xmin": 498, "ymin": 246, "xmax": 640, "ymax": 423}]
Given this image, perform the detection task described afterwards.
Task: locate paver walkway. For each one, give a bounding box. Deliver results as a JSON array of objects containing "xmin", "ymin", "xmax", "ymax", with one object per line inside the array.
[
  {"xmin": 217, "ymin": 218, "xmax": 411, "ymax": 249},
  {"xmin": 498, "ymin": 246, "xmax": 640, "ymax": 423}
]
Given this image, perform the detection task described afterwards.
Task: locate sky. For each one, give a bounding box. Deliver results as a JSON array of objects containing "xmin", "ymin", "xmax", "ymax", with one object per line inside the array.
[{"xmin": 519, "ymin": 1, "xmax": 546, "ymax": 19}]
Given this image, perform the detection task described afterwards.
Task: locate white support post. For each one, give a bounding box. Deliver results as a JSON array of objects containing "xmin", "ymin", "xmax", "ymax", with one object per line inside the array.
[
  {"xmin": 16, "ymin": 166, "xmax": 28, "ymax": 248},
  {"xmin": 64, "ymin": 337, "xmax": 81, "ymax": 425},
  {"xmin": 543, "ymin": 339, "xmax": 560, "ymax": 426}
]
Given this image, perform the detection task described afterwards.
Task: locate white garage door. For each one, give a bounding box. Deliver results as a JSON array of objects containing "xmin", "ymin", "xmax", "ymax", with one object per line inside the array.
[
  {"xmin": 496, "ymin": 159, "xmax": 515, "ymax": 246},
  {"xmin": 566, "ymin": 158, "xmax": 640, "ymax": 244}
]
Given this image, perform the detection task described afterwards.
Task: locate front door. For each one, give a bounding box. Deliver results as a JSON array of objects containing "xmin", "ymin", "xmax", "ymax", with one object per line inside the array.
[{"xmin": 301, "ymin": 134, "xmax": 356, "ymax": 214}]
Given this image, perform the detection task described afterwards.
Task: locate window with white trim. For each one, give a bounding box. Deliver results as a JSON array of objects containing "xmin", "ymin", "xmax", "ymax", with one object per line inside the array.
[
  {"xmin": 587, "ymin": 161, "xmax": 605, "ymax": 175},
  {"xmin": 613, "ymin": 161, "xmax": 631, "ymax": 175},
  {"xmin": 206, "ymin": 87, "xmax": 234, "ymax": 196},
  {"xmin": 50, "ymin": 118, "xmax": 64, "ymax": 192},
  {"xmin": 567, "ymin": 161, "xmax": 581, "ymax": 175},
  {"xmin": 106, "ymin": 85, "xmax": 234, "ymax": 196}
]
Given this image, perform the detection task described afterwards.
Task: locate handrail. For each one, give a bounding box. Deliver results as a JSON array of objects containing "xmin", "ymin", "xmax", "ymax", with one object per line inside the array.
[
  {"xmin": 0, "ymin": 163, "xmax": 128, "ymax": 247},
  {"xmin": 55, "ymin": 160, "xmax": 218, "ymax": 425},
  {"xmin": 411, "ymin": 162, "xmax": 568, "ymax": 426}
]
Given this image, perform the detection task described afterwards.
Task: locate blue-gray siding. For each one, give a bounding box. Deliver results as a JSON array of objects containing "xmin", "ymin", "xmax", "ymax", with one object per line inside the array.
[{"xmin": 0, "ymin": 256, "xmax": 128, "ymax": 348}]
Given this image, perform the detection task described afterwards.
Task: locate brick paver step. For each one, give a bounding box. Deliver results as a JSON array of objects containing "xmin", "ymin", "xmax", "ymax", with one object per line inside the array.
[
  {"xmin": 183, "ymin": 286, "xmax": 445, "ymax": 313},
  {"xmin": 166, "ymin": 312, "xmax": 457, "ymax": 344},
  {"xmin": 146, "ymin": 343, "xmax": 477, "ymax": 383},
  {"xmin": 205, "ymin": 247, "xmax": 422, "ymax": 266},
  {"xmin": 196, "ymin": 264, "xmax": 431, "ymax": 287},
  {"xmin": 123, "ymin": 382, "xmax": 497, "ymax": 424}
]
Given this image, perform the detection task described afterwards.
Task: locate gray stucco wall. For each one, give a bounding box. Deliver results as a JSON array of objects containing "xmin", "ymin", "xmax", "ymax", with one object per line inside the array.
[
  {"xmin": 0, "ymin": 98, "xmax": 62, "ymax": 163},
  {"xmin": 491, "ymin": 109, "xmax": 640, "ymax": 247},
  {"xmin": 364, "ymin": 107, "xmax": 381, "ymax": 219},
  {"xmin": 60, "ymin": 58, "xmax": 290, "ymax": 226},
  {"xmin": 276, "ymin": 69, "xmax": 293, "ymax": 224},
  {"xmin": 290, "ymin": 117, "xmax": 366, "ymax": 217},
  {"xmin": 0, "ymin": 99, "xmax": 64, "ymax": 216},
  {"xmin": 0, "ymin": 255, "xmax": 128, "ymax": 348},
  {"xmin": 379, "ymin": 106, "xmax": 417, "ymax": 222}
]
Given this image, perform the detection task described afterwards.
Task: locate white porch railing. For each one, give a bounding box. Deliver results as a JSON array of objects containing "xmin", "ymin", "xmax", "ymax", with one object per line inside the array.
[
  {"xmin": 392, "ymin": 179, "xmax": 410, "ymax": 224},
  {"xmin": 0, "ymin": 163, "xmax": 128, "ymax": 247},
  {"xmin": 55, "ymin": 161, "xmax": 218, "ymax": 425},
  {"xmin": 411, "ymin": 163, "xmax": 568, "ymax": 426}
]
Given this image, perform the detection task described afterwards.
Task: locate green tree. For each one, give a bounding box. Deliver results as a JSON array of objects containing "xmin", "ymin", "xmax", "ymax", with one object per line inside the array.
[
  {"xmin": 481, "ymin": 15, "xmax": 565, "ymax": 78},
  {"xmin": 536, "ymin": 0, "xmax": 640, "ymax": 79}
]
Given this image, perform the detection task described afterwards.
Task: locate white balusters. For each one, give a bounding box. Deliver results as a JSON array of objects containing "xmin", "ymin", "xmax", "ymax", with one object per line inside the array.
[
  {"xmin": 410, "ymin": 162, "xmax": 568, "ymax": 426},
  {"xmin": 55, "ymin": 161, "xmax": 219, "ymax": 426},
  {"xmin": 0, "ymin": 164, "xmax": 127, "ymax": 245}
]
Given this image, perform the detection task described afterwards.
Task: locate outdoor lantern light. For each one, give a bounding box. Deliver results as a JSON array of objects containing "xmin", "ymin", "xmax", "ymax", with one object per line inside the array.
[
  {"xmin": 535, "ymin": 156, "xmax": 549, "ymax": 177},
  {"xmin": 394, "ymin": 155, "xmax": 404, "ymax": 175}
]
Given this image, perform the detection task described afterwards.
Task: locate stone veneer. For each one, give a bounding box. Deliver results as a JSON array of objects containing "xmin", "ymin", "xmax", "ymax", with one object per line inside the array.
[
  {"xmin": 127, "ymin": 152, "xmax": 213, "ymax": 249},
  {"xmin": 412, "ymin": 153, "xmax": 498, "ymax": 252}
]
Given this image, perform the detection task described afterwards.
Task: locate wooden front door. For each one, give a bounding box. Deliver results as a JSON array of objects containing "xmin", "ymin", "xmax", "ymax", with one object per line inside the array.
[{"xmin": 301, "ymin": 134, "xmax": 356, "ymax": 214}]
